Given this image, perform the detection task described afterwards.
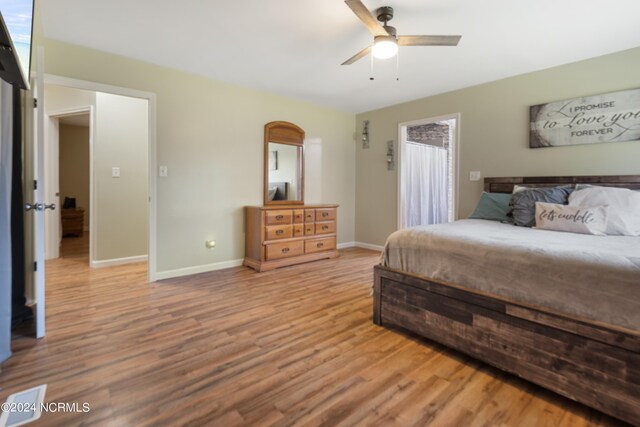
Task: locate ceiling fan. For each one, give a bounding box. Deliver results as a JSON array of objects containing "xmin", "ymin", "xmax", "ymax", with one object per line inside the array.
[{"xmin": 341, "ymin": 0, "xmax": 462, "ymax": 65}]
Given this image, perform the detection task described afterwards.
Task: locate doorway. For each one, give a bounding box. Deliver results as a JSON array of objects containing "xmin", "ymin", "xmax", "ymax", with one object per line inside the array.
[
  {"xmin": 398, "ymin": 114, "xmax": 459, "ymax": 229},
  {"xmin": 43, "ymin": 82, "xmax": 151, "ymax": 271},
  {"xmin": 15, "ymin": 71, "xmax": 157, "ymax": 341},
  {"xmin": 46, "ymin": 109, "xmax": 92, "ymax": 262}
]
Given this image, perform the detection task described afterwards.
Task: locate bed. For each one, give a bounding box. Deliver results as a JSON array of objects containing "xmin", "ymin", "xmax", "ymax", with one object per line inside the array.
[{"xmin": 373, "ymin": 175, "xmax": 640, "ymax": 425}]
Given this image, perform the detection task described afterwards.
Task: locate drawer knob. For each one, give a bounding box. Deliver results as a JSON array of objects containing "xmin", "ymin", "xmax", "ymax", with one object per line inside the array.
[
  {"xmin": 322, "ymin": 212, "xmax": 328, "ymax": 217},
  {"xmin": 276, "ymin": 215, "xmax": 284, "ymax": 220},
  {"xmin": 322, "ymin": 225, "xmax": 329, "ymax": 230},
  {"xmin": 317, "ymin": 242, "xmax": 324, "ymax": 248},
  {"xmin": 282, "ymin": 247, "xmax": 290, "ymax": 253},
  {"xmin": 276, "ymin": 229, "xmax": 284, "ymax": 235}
]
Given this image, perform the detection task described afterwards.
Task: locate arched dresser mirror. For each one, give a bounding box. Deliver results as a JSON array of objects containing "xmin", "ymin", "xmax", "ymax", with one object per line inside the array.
[
  {"xmin": 244, "ymin": 121, "xmax": 339, "ymax": 272},
  {"xmin": 264, "ymin": 121, "xmax": 304, "ymax": 205}
]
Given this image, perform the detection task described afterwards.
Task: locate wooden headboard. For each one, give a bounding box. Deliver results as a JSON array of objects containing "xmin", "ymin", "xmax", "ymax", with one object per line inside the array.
[{"xmin": 484, "ymin": 175, "xmax": 640, "ymax": 193}]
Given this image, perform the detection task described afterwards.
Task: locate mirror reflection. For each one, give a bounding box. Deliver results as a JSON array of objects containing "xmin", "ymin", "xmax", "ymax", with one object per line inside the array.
[{"xmin": 267, "ymin": 142, "xmax": 302, "ymax": 202}]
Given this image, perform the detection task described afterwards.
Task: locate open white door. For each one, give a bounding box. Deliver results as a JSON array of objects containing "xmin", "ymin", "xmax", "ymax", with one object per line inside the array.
[{"xmin": 24, "ymin": 46, "xmax": 48, "ymax": 338}]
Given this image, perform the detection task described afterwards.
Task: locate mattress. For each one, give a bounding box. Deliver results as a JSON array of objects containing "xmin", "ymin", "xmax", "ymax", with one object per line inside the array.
[{"xmin": 381, "ymin": 219, "xmax": 640, "ymax": 331}]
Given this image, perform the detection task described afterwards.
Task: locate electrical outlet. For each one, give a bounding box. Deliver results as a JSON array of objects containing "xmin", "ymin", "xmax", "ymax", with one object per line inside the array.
[
  {"xmin": 159, "ymin": 165, "xmax": 168, "ymax": 177},
  {"xmin": 112, "ymin": 167, "xmax": 121, "ymax": 178},
  {"xmin": 469, "ymin": 171, "xmax": 481, "ymax": 181}
]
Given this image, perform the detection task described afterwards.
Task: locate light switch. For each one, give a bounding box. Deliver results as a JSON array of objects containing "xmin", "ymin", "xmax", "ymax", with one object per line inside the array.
[
  {"xmin": 112, "ymin": 167, "xmax": 121, "ymax": 178},
  {"xmin": 469, "ymin": 171, "xmax": 481, "ymax": 181},
  {"xmin": 159, "ymin": 165, "xmax": 168, "ymax": 177}
]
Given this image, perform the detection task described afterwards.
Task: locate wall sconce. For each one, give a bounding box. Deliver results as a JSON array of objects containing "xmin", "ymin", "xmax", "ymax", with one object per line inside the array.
[
  {"xmin": 386, "ymin": 140, "xmax": 394, "ymax": 171},
  {"xmin": 362, "ymin": 120, "xmax": 370, "ymax": 149}
]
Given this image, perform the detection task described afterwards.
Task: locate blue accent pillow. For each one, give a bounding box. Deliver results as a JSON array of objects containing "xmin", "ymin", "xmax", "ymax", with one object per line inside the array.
[
  {"xmin": 509, "ymin": 186, "xmax": 574, "ymax": 227},
  {"xmin": 469, "ymin": 192, "xmax": 513, "ymax": 222}
]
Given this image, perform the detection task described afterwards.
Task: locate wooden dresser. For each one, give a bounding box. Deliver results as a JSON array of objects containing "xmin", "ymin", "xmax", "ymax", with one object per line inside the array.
[
  {"xmin": 61, "ymin": 208, "xmax": 85, "ymax": 237},
  {"xmin": 244, "ymin": 204, "xmax": 339, "ymax": 272}
]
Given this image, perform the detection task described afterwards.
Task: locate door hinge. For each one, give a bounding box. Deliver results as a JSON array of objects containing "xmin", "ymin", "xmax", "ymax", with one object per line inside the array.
[
  {"xmin": 33, "ymin": 180, "xmax": 38, "ymax": 190},
  {"xmin": 33, "ymin": 98, "xmax": 37, "ymax": 108},
  {"xmin": 34, "ymin": 261, "xmax": 38, "ymax": 271}
]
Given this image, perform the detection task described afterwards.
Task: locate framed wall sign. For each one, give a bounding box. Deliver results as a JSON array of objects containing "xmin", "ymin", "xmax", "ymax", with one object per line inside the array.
[{"xmin": 529, "ymin": 88, "xmax": 640, "ymax": 148}]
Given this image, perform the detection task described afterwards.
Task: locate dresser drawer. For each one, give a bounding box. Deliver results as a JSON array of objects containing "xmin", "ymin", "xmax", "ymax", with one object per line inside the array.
[
  {"xmin": 266, "ymin": 210, "xmax": 292, "ymax": 225},
  {"xmin": 305, "ymin": 237, "xmax": 336, "ymax": 254},
  {"xmin": 293, "ymin": 224, "xmax": 304, "ymax": 237},
  {"xmin": 293, "ymin": 210, "xmax": 304, "ymax": 223},
  {"xmin": 304, "ymin": 223, "xmax": 315, "ymax": 235},
  {"xmin": 304, "ymin": 209, "xmax": 315, "ymax": 222},
  {"xmin": 315, "ymin": 221, "xmax": 336, "ymax": 235},
  {"xmin": 315, "ymin": 208, "xmax": 336, "ymax": 221},
  {"xmin": 265, "ymin": 240, "xmax": 304, "ymax": 260},
  {"xmin": 265, "ymin": 224, "xmax": 293, "ymax": 240}
]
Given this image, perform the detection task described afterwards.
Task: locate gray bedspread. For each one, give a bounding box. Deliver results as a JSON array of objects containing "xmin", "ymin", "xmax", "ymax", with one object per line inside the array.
[{"xmin": 382, "ymin": 219, "xmax": 640, "ymax": 331}]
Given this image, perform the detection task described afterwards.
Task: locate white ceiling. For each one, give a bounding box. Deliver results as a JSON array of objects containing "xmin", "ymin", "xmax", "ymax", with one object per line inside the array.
[{"xmin": 40, "ymin": 0, "xmax": 640, "ymax": 113}]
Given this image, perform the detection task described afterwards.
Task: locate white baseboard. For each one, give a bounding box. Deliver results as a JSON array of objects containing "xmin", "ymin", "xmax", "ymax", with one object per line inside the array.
[
  {"xmin": 91, "ymin": 255, "xmax": 148, "ymax": 268},
  {"xmin": 153, "ymin": 244, "xmax": 382, "ymax": 282},
  {"xmin": 155, "ymin": 259, "xmax": 244, "ymax": 281},
  {"xmin": 337, "ymin": 241, "xmax": 356, "ymax": 249},
  {"xmin": 355, "ymin": 242, "xmax": 385, "ymax": 252},
  {"xmin": 336, "ymin": 241, "xmax": 384, "ymax": 252}
]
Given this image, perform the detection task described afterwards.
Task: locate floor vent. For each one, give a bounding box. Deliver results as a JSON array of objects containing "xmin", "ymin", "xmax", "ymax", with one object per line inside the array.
[{"xmin": 0, "ymin": 385, "xmax": 47, "ymax": 427}]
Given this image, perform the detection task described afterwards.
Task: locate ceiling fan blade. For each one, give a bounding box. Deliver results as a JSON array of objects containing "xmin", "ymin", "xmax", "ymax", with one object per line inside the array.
[
  {"xmin": 341, "ymin": 46, "xmax": 372, "ymax": 65},
  {"xmin": 398, "ymin": 35, "xmax": 462, "ymax": 46},
  {"xmin": 344, "ymin": 0, "xmax": 388, "ymax": 36}
]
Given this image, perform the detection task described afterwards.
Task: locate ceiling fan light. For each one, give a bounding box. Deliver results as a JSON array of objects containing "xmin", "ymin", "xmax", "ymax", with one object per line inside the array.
[{"xmin": 372, "ymin": 35, "xmax": 398, "ymax": 59}]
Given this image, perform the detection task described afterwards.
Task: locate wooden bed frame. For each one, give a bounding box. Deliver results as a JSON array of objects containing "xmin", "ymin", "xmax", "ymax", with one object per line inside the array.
[{"xmin": 373, "ymin": 175, "xmax": 640, "ymax": 425}]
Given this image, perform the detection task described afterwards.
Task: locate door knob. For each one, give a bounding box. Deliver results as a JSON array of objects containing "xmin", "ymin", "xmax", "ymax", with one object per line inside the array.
[
  {"xmin": 44, "ymin": 203, "xmax": 56, "ymax": 210},
  {"xmin": 24, "ymin": 202, "xmax": 43, "ymax": 211}
]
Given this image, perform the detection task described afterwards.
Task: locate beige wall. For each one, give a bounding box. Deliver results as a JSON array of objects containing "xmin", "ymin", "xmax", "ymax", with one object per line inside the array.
[
  {"xmin": 37, "ymin": 38, "xmax": 356, "ymax": 275},
  {"xmin": 59, "ymin": 124, "xmax": 90, "ymax": 225},
  {"xmin": 94, "ymin": 92, "xmax": 148, "ymax": 260},
  {"xmin": 356, "ymin": 47, "xmax": 640, "ymax": 246}
]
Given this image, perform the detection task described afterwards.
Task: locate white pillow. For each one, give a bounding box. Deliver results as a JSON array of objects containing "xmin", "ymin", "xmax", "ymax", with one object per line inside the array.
[
  {"xmin": 568, "ymin": 186, "xmax": 640, "ymax": 236},
  {"xmin": 535, "ymin": 202, "xmax": 609, "ymax": 236}
]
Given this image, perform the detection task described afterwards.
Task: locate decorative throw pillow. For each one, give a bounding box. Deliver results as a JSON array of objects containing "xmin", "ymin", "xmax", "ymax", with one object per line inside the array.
[
  {"xmin": 535, "ymin": 202, "xmax": 609, "ymax": 235},
  {"xmin": 509, "ymin": 186, "xmax": 574, "ymax": 227},
  {"xmin": 468, "ymin": 192, "xmax": 512, "ymax": 222},
  {"xmin": 569, "ymin": 186, "xmax": 640, "ymax": 236}
]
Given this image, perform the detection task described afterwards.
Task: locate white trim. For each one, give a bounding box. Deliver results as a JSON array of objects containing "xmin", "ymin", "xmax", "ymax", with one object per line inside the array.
[
  {"xmin": 337, "ymin": 241, "xmax": 356, "ymax": 249},
  {"xmin": 91, "ymin": 255, "xmax": 148, "ymax": 268},
  {"xmin": 44, "ymin": 73, "xmax": 158, "ymax": 282},
  {"xmin": 397, "ymin": 113, "xmax": 461, "ymax": 230},
  {"xmin": 44, "ymin": 74, "xmax": 155, "ymax": 101},
  {"xmin": 355, "ymin": 242, "xmax": 385, "ymax": 252},
  {"xmin": 46, "ymin": 106, "xmax": 92, "ymax": 118},
  {"xmin": 155, "ymin": 259, "xmax": 244, "ymax": 281}
]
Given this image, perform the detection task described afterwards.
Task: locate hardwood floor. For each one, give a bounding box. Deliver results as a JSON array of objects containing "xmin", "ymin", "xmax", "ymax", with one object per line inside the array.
[
  {"xmin": 60, "ymin": 233, "xmax": 90, "ymax": 260},
  {"xmin": 1, "ymin": 249, "xmax": 625, "ymax": 426}
]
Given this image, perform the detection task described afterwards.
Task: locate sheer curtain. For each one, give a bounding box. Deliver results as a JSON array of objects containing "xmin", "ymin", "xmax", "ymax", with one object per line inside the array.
[
  {"xmin": 0, "ymin": 80, "xmax": 13, "ymax": 363},
  {"xmin": 402, "ymin": 142, "xmax": 449, "ymax": 228}
]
